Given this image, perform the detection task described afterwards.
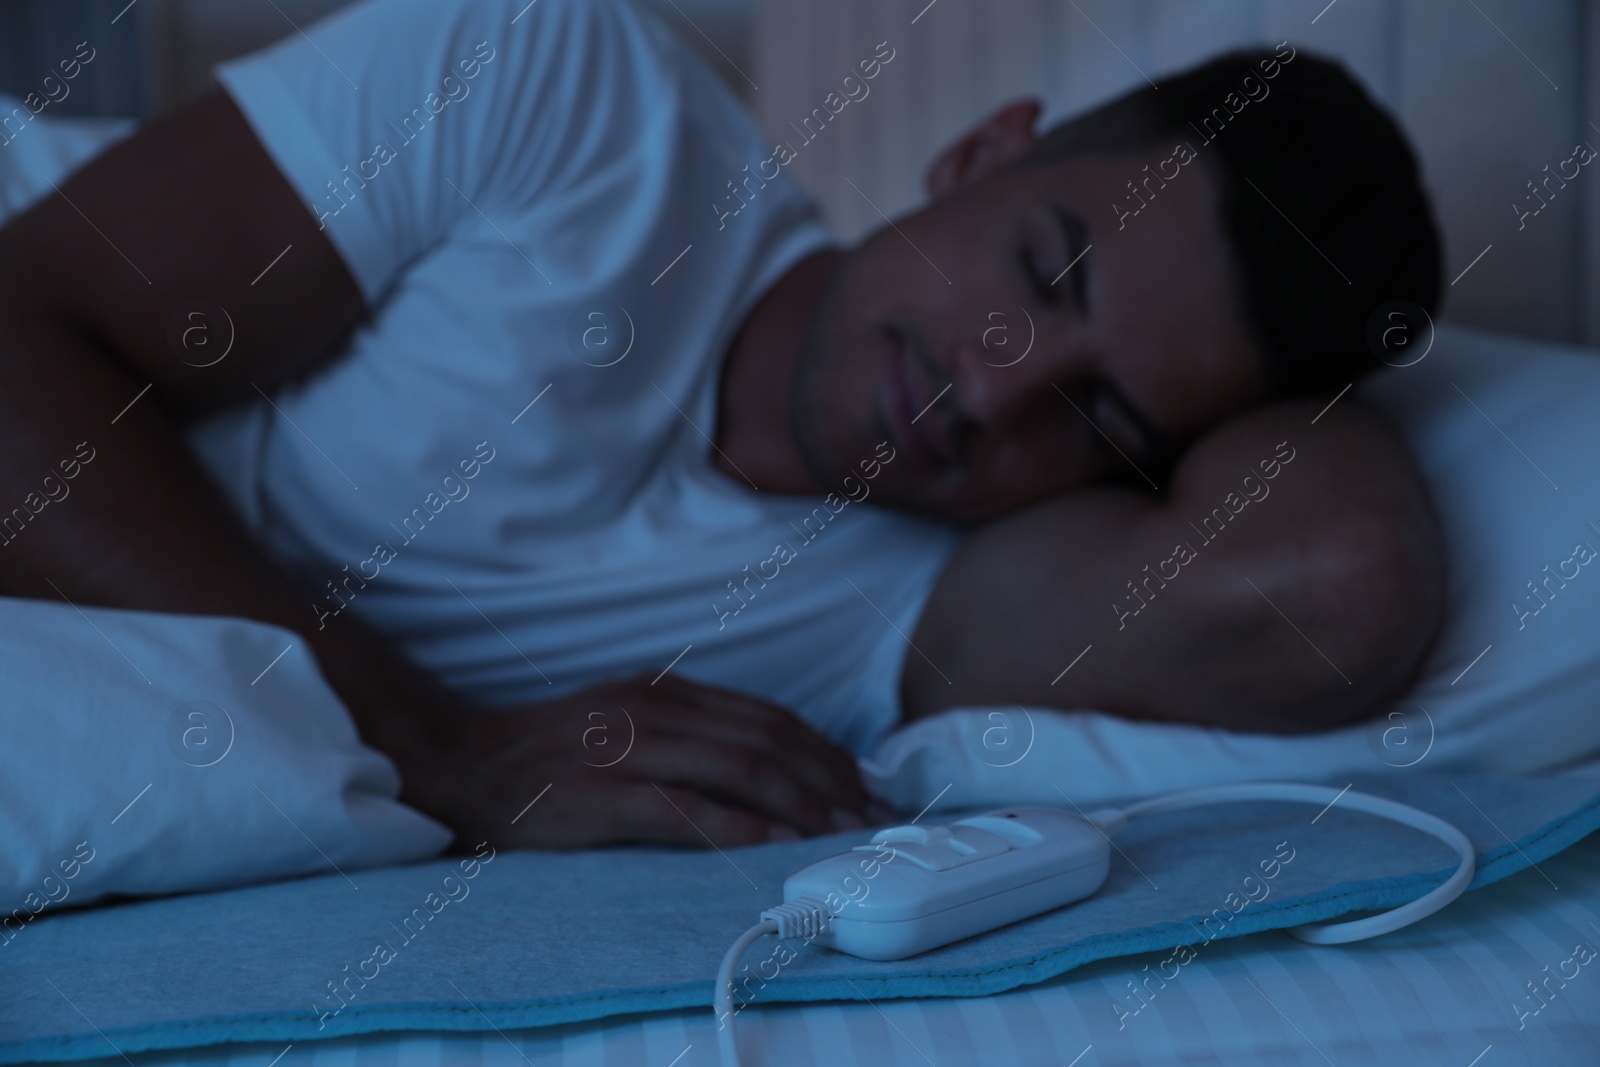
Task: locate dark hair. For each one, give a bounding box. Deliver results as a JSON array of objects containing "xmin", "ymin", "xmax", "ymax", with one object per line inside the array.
[{"xmin": 1010, "ymin": 46, "xmax": 1441, "ymax": 397}]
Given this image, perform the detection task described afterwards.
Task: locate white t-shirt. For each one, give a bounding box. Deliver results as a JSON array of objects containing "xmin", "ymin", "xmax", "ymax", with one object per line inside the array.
[{"xmin": 193, "ymin": 0, "xmax": 964, "ymax": 754}]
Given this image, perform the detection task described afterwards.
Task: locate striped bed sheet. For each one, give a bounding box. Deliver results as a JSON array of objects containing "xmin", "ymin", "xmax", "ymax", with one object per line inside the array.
[{"xmin": 29, "ymin": 833, "xmax": 1598, "ymax": 1067}]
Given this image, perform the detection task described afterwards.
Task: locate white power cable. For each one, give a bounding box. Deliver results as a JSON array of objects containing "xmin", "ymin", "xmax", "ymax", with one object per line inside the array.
[
  {"xmin": 715, "ymin": 917, "xmax": 778, "ymax": 1067},
  {"xmin": 715, "ymin": 783, "xmax": 1476, "ymax": 1064},
  {"xmin": 717, "ymin": 898, "xmax": 832, "ymax": 1067},
  {"xmin": 1087, "ymin": 781, "xmax": 1476, "ymax": 944}
]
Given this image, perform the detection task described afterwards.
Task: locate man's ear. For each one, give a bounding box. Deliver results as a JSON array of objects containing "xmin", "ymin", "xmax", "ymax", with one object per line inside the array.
[{"xmin": 924, "ymin": 98, "xmax": 1045, "ymax": 200}]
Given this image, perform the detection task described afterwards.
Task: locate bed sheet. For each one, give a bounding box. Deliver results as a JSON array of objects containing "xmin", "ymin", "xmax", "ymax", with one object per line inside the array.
[{"xmin": 25, "ymin": 831, "xmax": 1597, "ymax": 1067}]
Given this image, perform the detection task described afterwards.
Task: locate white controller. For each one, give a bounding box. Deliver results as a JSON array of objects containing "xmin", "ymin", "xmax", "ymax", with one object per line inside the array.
[{"xmin": 781, "ymin": 807, "xmax": 1111, "ymax": 960}]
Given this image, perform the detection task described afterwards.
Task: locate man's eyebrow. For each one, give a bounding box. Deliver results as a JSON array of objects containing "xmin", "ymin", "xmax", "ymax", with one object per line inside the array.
[{"xmin": 1048, "ymin": 204, "xmax": 1092, "ymax": 316}]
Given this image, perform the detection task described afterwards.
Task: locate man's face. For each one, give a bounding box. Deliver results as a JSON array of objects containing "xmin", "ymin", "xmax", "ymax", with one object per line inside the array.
[{"xmin": 788, "ymin": 149, "xmax": 1270, "ymax": 523}]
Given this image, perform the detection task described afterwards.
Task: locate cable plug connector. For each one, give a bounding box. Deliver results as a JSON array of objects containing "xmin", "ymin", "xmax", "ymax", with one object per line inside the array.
[{"xmin": 759, "ymin": 896, "xmax": 831, "ymax": 940}]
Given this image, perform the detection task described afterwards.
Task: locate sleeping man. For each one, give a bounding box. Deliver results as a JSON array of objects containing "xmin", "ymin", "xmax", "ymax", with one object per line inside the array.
[{"xmin": 0, "ymin": 0, "xmax": 1444, "ymax": 850}]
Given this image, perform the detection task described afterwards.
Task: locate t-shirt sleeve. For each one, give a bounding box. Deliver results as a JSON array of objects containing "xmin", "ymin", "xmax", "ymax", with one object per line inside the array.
[{"xmin": 214, "ymin": 0, "xmax": 661, "ymax": 305}]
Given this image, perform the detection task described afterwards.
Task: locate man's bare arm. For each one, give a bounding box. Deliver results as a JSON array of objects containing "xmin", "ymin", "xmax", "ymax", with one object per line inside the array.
[
  {"xmin": 0, "ymin": 89, "xmax": 423, "ymax": 725},
  {"xmin": 0, "ymin": 89, "xmax": 873, "ymax": 844},
  {"xmin": 901, "ymin": 397, "xmax": 1446, "ymax": 734}
]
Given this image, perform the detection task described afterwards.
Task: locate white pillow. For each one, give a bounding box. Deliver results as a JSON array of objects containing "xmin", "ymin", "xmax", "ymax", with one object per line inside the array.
[
  {"xmin": 863, "ymin": 324, "xmax": 1600, "ymax": 812},
  {"xmin": 0, "ymin": 597, "xmax": 450, "ymax": 928}
]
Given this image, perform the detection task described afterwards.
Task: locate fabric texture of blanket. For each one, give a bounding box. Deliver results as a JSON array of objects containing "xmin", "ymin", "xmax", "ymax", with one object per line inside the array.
[{"xmin": 3, "ymin": 772, "xmax": 1595, "ymax": 1063}]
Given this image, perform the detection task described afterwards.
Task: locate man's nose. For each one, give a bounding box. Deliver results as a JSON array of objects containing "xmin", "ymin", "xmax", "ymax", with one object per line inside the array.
[{"xmin": 952, "ymin": 328, "xmax": 1090, "ymax": 433}]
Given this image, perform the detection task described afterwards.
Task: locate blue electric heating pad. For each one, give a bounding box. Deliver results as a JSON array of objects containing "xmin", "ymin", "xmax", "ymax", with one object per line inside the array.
[{"xmin": 3, "ymin": 771, "xmax": 1597, "ymax": 1063}]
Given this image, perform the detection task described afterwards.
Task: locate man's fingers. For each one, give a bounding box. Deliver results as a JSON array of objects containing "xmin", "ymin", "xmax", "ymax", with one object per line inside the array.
[
  {"xmin": 486, "ymin": 778, "xmax": 778, "ymax": 850},
  {"xmin": 639, "ymin": 705, "xmax": 869, "ymax": 817},
  {"xmin": 634, "ymin": 673, "xmax": 871, "ymax": 813},
  {"xmin": 612, "ymin": 782, "xmax": 779, "ymax": 849},
  {"xmin": 617, "ymin": 737, "xmax": 840, "ymax": 837}
]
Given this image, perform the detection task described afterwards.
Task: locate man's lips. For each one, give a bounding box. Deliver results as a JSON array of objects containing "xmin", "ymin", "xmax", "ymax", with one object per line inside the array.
[{"xmin": 883, "ymin": 329, "xmax": 955, "ymax": 467}]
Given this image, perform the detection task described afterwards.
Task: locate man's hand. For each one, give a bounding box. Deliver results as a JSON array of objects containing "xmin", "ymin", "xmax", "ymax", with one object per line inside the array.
[
  {"xmin": 901, "ymin": 396, "xmax": 1446, "ymax": 733},
  {"xmin": 402, "ymin": 673, "xmax": 886, "ymax": 850}
]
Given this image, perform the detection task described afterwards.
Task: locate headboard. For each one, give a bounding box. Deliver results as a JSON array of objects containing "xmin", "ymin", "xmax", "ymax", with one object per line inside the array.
[{"xmin": 753, "ymin": 0, "xmax": 1600, "ymax": 346}]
